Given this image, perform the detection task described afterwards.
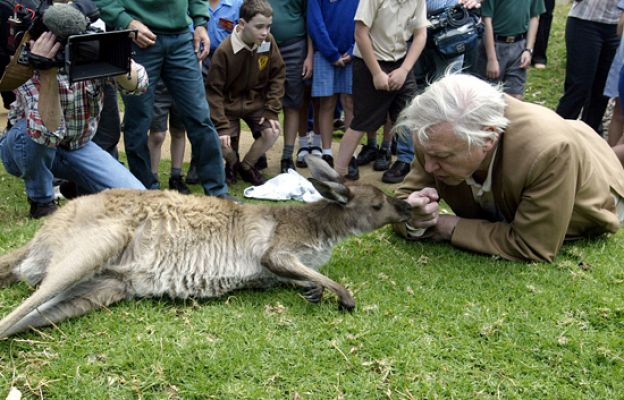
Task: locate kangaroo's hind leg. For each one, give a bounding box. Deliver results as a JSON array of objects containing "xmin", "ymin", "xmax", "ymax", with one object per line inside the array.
[
  {"xmin": 261, "ymin": 250, "xmax": 355, "ymax": 311},
  {"xmin": 0, "ymin": 242, "xmax": 31, "ymax": 287},
  {"xmin": 0, "ymin": 224, "xmax": 130, "ymax": 338},
  {"xmin": 2, "ymin": 274, "xmax": 129, "ymax": 337}
]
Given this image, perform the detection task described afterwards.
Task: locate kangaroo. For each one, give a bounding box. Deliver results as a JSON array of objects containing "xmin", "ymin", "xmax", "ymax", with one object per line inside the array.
[{"xmin": 0, "ymin": 156, "xmax": 412, "ymax": 338}]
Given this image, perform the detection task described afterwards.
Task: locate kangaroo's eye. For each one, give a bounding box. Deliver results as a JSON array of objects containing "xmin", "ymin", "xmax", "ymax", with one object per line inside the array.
[{"xmin": 372, "ymin": 203, "xmax": 383, "ymax": 210}]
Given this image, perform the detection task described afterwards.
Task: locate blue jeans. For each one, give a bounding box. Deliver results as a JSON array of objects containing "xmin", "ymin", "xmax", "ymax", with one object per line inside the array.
[
  {"xmin": 122, "ymin": 31, "xmax": 227, "ymax": 195},
  {"xmin": 0, "ymin": 120, "xmax": 145, "ymax": 203}
]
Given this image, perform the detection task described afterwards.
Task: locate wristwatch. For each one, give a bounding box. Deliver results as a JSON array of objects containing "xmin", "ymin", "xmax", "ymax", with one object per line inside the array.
[{"xmin": 523, "ymin": 48, "xmax": 533, "ymax": 55}]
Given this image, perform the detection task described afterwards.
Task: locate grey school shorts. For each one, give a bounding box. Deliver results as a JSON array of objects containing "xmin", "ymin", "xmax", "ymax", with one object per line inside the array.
[
  {"xmin": 278, "ymin": 37, "xmax": 308, "ymax": 109},
  {"xmin": 475, "ymin": 38, "xmax": 527, "ymax": 96}
]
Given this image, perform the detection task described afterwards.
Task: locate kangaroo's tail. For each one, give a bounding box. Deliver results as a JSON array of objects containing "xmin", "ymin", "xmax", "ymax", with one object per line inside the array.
[{"xmin": 0, "ymin": 242, "xmax": 30, "ymax": 287}]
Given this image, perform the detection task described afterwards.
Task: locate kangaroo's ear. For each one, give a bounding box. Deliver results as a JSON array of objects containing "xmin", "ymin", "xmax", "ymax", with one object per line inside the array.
[
  {"xmin": 305, "ymin": 154, "xmax": 342, "ymax": 183},
  {"xmin": 309, "ymin": 178, "xmax": 351, "ymax": 205}
]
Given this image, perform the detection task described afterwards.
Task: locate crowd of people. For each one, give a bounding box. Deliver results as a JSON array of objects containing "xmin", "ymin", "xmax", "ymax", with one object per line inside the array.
[{"xmin": 2, "ymin": 0, "xmax": 624, "ymax": 263}]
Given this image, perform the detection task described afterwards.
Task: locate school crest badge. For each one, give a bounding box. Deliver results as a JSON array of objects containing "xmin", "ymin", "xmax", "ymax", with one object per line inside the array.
[{"xmin": 258, "ymin": 55, "xmax": 269, "ymax": 71}]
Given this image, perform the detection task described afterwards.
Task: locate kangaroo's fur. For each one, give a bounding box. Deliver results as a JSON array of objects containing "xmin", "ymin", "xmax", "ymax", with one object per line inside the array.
[{"xmin": 0, "ymin": 156, "xmax": 411, "ymax": 338}]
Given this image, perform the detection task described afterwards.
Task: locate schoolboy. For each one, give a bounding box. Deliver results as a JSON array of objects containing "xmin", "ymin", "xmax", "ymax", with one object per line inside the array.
[{"xmin": 205, "ymin": 0, "xmax": 285, "ymax": 185}]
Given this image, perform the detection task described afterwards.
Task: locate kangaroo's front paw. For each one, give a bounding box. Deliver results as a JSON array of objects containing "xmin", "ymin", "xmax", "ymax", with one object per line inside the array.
[{"xmin": 302, "ymin": 285, "xmax": 324, "ymax": 303}]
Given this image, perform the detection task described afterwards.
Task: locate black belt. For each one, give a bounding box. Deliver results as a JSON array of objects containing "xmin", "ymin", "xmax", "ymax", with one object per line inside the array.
[{"xmin": 494, "ymin": 33, "xmax": 526, "ymax": 43}]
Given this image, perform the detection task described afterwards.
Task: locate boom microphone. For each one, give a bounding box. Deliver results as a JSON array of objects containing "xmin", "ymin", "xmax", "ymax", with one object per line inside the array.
[{"xmin": 42, "ymin": 4, "xmax": 87, "ymax": 39}]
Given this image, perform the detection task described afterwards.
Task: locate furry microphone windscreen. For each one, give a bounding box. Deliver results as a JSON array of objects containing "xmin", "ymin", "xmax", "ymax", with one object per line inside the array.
[{"xmin": 42, "ymin": 4, "xmax": 88, "ymax": 39}]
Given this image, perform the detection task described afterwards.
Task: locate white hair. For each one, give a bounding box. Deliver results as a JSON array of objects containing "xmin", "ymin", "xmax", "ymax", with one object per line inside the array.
[{"xmin": 395, "ymin": 74, "xmax": 509, "ymax": 148}]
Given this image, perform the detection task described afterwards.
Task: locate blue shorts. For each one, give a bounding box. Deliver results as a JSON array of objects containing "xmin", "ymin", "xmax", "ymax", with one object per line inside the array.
[{"xmin": 311, "ymin": 52, "xmax": 352, "ymax": 97}]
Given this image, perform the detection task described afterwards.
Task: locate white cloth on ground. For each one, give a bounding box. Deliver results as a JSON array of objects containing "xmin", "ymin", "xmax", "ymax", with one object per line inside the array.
[{"xmin": 243, "ymin": 169, "xmax": 322, "ymax": 203}]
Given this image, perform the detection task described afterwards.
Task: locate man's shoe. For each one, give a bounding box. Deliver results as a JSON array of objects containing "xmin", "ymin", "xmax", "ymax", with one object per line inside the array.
[
  {"xmin": 59, "ymin": 181, "xmax": 79, "ymax": 200},
  {"xmin": 28, "ymin": 198, "xmax": 57, "ymax": 219},
  {"xmin": 345, "ymin": 157, "xmax": 360, "ymax": 181},
  {"xmin": 382, "ymin": 160, "xmax": 411, "ymax": 183},
  {"xmin": 255, "ymin": 154, "xmax": 268, "ymax": 170},
  {"xmin": 321, "ymin": 154, "xmax": 334, "ymax": 168},
  {"xmin": 185, "ymin": 163, "xmax": 199, "ymax": 184},
  {"xmin": 296, "ymin": 147, "xmax": 310, "ymax": 168},
  {"xmin": 356, "ymin": 144, "xmax": 378, "ymax": 166},
  {"xmin": 216, "ymin": 193, "xmax": 243, "ymax": 204},
  {"xmin": 373, "ymin": 147, "xmax": 391, "ymax": 171},
  {"xmin": 239, "ymin": 164, "xmax": 266, "ymax": 186},
  {"xmin": 169, "ymin": 175, "xmax": 192, "ymax": 195},
  {"xmin": 280, "ymin": 158, "xmax": 296, "ymax": 173}
]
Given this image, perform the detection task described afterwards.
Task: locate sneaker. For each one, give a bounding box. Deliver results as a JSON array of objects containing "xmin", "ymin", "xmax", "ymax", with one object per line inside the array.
[
  {"xmin": 169, "ymin": 175, "xmax": 192, "ymax": 195},
  {"xmin": 373, "ymin": 147, "xmax": 391, "ymax": 171},
  {"xmin": 255, "ymin": 154, "xmax": 268, "ymax": 170},
  {"xmin": 185, "ymin": 163, "xmax": 199, "ymax": 184},
  {"xmin": 333, "ymin": 118, "xmax": 345, "ymax": 132},
  {"xmin": 296, "ymin": 147, "xmax": 310, "ymax": 168},
  {"xmin": 280, "ymin": 158, "xmax": 296, "ymax": 173},
  {"xmin": 239, "ymin": 164, "xmax": 266, "ymax": 186},
  {"xmin": 225, "ymin": 161, "xmax": 238, "ymax": 184},
  {"xmin": 321, "ymin": 154, "xmax": 334, "ymax": 168},
  {"xmin": 356, "ymin": 144, "xmax": 378, "ymax": 166},
  {"xmin": 382, "ymin": 160, "xmax": 411, "ymax": 183},
  {"xmin": 28, "ymin": 198, "xmax": 57, "ymax": 219},
  {"xmin": 216, "ymin": 193, "xmax": 243, "ymax": 204},
  {"xmin": 345, "ymin": 157, "xmax": 360, "ymax": 181}
]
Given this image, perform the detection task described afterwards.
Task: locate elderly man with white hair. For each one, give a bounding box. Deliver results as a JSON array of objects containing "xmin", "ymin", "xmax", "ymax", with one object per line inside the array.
[{"xmin": 394, "ymin": 74, "xmax": 624, "ymax": 262}]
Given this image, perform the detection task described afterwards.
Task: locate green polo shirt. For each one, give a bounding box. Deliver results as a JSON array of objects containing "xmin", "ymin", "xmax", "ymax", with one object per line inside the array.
[
  {"xmin": 481, "ymin": 0, "xmax": 546, "ymax": 36},
  {"xmin": 268, "ymin": 0, "xmax": 307, "ymax": 45}
]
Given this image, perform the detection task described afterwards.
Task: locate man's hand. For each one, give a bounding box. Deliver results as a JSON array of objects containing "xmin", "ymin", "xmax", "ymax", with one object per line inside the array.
[
  {"xmin": 372, "ymin": 71, "xmax": 390, "ymax": 91},
  {"xmin": 194, "ymin": 25, "xmax": 210, "ymax": 61},
  {"xmin": 128, "ymin": 20, "xmax": 156, "ymax": 48},
  {"xmin": 426, "ymin": 214, "xmax": 460, "ymax": 242},
  {"xmin": 29, "ymin": 31, "xmax": 61, "ymax": 59},
  {"xmin": 388, "ymin": 67, "xmax": 408, "ymax": 91},
  {"xmin": 458, "ymin": 0, "xmax": 481, "ymax": 9},
  {"xmin": 486, "ymin": 58, "xmax": 500, "ymax": 80},
  {"xmin": 519, "ymin": 50, "xmax": 532, "ymax": 69},
  {"xmin": 405, "ymin": 187, "xmax": 440, "ymax": 229},
  {"xmin": 302, "ymin": 53, "xmax": 313, "ymax": 80}
]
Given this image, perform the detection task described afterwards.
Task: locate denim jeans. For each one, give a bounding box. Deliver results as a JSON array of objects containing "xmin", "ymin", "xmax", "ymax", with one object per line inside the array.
[
  {"xmin": 0, "ymin": 120, "xmax": 145, "ymax": 203},
  {"xmin": 122, "ymin": 32, "xmax": 227, "ymax": 195}
]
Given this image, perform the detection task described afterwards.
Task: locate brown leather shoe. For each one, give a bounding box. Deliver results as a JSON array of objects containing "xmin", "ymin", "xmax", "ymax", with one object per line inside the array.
[{"xmin": 239, "ymin": 164, "xmax": 265, "ymax": 186}]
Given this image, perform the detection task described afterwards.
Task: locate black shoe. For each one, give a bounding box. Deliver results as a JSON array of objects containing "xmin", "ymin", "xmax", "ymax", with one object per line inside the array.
[
  {"xmin": 59, "ymin": 181, "xmax": 79, "ymax": 200},
  {"xmin": 255, "ymin": 154, "xmax": 268, "ymax": 170},
  {"xmin": 28, "ymin": 198, "xmax": 57, "ymax": 219},
  {"xmin": 225, "ymin": 161, "xmax": 238, "ymax": 184},
  {"xmin": 280, "ymin": 158, "xmax": 296, "ymax": 173},
  {"xmin": 382, "ymin": 160, "xmax": 411, "ymax": 183},
  {"xmin": 239, "ymin": 164, "xmax": 266, "ymax": 186},
  {"xmin": 321, "ymin": 154, "xmax": 334, "ymax": 168},
  {"xmin": 333, "ymin": 118, "xmax": 345, "ymax": 132},
  {"xmin": 356, "ymin": 144, "xmax": 378, "ymax": 166},
  {"xmin": 295, "ymin": 147, "xmax": 310, "ymax": 168},
  {"xmin": 185, "ymin": 163, "xmax": 200, "ymax": 185},
  {"xmin": 216, "ymin": 193, "xmax": 243, "ymax": 204},
  {"xmin": 345, "ymin": 157, "xmax": 359, "ymax": 181},
  {"xmin": 373, "ymin": 147, "xmax": 391, "ymax": 171},
  {"xmin": 169, "ymin": 175, "xmax": 192, "ymax": 195}
]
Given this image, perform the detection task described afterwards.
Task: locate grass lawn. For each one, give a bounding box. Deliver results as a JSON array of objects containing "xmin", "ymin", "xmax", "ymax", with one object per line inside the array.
[{"xmin": 1, "ymin": 4, "xmax": 623, "ymax": 399}]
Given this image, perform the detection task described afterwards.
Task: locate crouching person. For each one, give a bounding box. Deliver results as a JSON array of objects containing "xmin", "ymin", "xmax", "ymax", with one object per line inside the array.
[
  {"xmin": 0, "ymin": 32, "xmax": 147, "ymax": 219},
  {"xmin": 205, "ymin": 0, "xmax": 285, "ymax": 186},
  {"xmin": 394, "ymin": 74, "xmax": 624, "ymax": 262}
]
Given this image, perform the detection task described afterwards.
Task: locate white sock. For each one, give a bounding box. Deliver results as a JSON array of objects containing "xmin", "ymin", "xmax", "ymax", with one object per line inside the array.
[
  {"xmin": 322, "ymin": 148, "xmax": 332, "ymax": 156},
  {"xmin": 298, "ymin": 134, "xmax": 309, "ymax": 148},
  {"xmin": 311, "ymin": 132, "xmax": 322, "ymax": 148}
]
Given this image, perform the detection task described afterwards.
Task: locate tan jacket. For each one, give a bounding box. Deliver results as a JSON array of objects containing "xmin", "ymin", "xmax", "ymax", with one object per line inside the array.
[
  {"xmin": 395, "ymin": 96, "xmax": 624, "ymax": 262},
  {"xmin": 205, "ymin": 33, "xmax": 285, "ymax": 135}
]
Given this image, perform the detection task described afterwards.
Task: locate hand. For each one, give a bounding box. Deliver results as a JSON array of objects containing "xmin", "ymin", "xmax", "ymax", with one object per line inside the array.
[
  {"xmin": 405, "ymin": 187, "xmax": 440, "ymax": 229},
  {"xmin": 458, "ymin": 0, "xmax": 481, "ymax": 9},
  {"xmin": 388, "ymin": 67, "xmax": 408, "ymax": 91},
  {"xmin": 128, "ymin": 20, "xmax": 156, "ymax": 48},
  {"xmin": 194, "ymin": 25, "xmax": 210, "ymax": 61},
  {"xmin": 426, "ymin": 214, "xmax": 459, "ymax": 242},
  {"xmin": 486, "ymin": 58, "xmax": 500, "ymax": 80},
  {"xmin": 519, "ymin": 50, "xmax": 532, "ymax": 69},
  {"xmin": 260, "ymin": 117, "xmax": 281, "ymax": 136},
  {"xmin": 219, "ymin": 135, "xmax": 231, "ymax": 148},
  {"xmin": 372, "ymin": 71, "xmax": 390, "ymax": 91},
  {"xmin": 333, "ymin": 57, "xmax": 345, "ymax": 67},
  {"xmin": 29, "ymin": 31, "xmax": 61, "ymax": 59},
  {"xmin": 302, "ymin": 53, "xmax": 313, "ymax": 80}
]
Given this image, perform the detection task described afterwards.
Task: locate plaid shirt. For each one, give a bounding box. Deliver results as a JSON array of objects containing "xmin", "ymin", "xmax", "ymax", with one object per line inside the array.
[
  {"xmin": 569, "ymin": 0, "xmax": 619, "ymax": 25},
  {"xmin": 9, "ymin": 64, "xmax": 148, "ymax": 150}
]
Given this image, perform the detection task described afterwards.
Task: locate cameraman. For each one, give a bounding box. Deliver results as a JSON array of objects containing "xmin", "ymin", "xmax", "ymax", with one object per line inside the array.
[{"xmin": 0, "ymin": 31, "xmax": 148, "ymax": 219}]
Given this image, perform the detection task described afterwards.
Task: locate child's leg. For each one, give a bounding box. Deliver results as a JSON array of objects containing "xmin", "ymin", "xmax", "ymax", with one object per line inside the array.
[
  {"xmin": 147, "ymin": 129, "xmax": 166, "ymax": 176},
  {"xmin": 318, "ymin": 95, "xmax": 338, "ymax": 152},
  {"xmin": 243, "ymin": 126, "xmax": 280, "ymax": 167}
]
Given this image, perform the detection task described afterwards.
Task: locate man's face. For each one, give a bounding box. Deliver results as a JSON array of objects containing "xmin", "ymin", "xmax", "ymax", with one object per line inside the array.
[
  {"xmin": 240, "ymin": 14, "xmax": 272, "ymax": 46},
  {"xmin": 419, "ymin": 122, "xmax": 498, "ymax": 186}
]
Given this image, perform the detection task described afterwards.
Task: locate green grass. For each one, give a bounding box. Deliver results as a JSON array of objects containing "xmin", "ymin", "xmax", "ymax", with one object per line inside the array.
[{"xmin": 1, "ymin": 5, "xmax": 623, "ymax": 399}]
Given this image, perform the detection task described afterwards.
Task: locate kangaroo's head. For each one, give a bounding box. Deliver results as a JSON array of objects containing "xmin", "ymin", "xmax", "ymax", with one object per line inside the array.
[{"xmin": 305, "ymin": 155, "xmax": 412, "ymax": 232}]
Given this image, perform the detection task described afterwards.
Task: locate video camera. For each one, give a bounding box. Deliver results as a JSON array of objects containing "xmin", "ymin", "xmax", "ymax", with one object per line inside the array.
[{"xmin": 3, "ymin": 0, "xmax": 134, "ymax": 82}]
